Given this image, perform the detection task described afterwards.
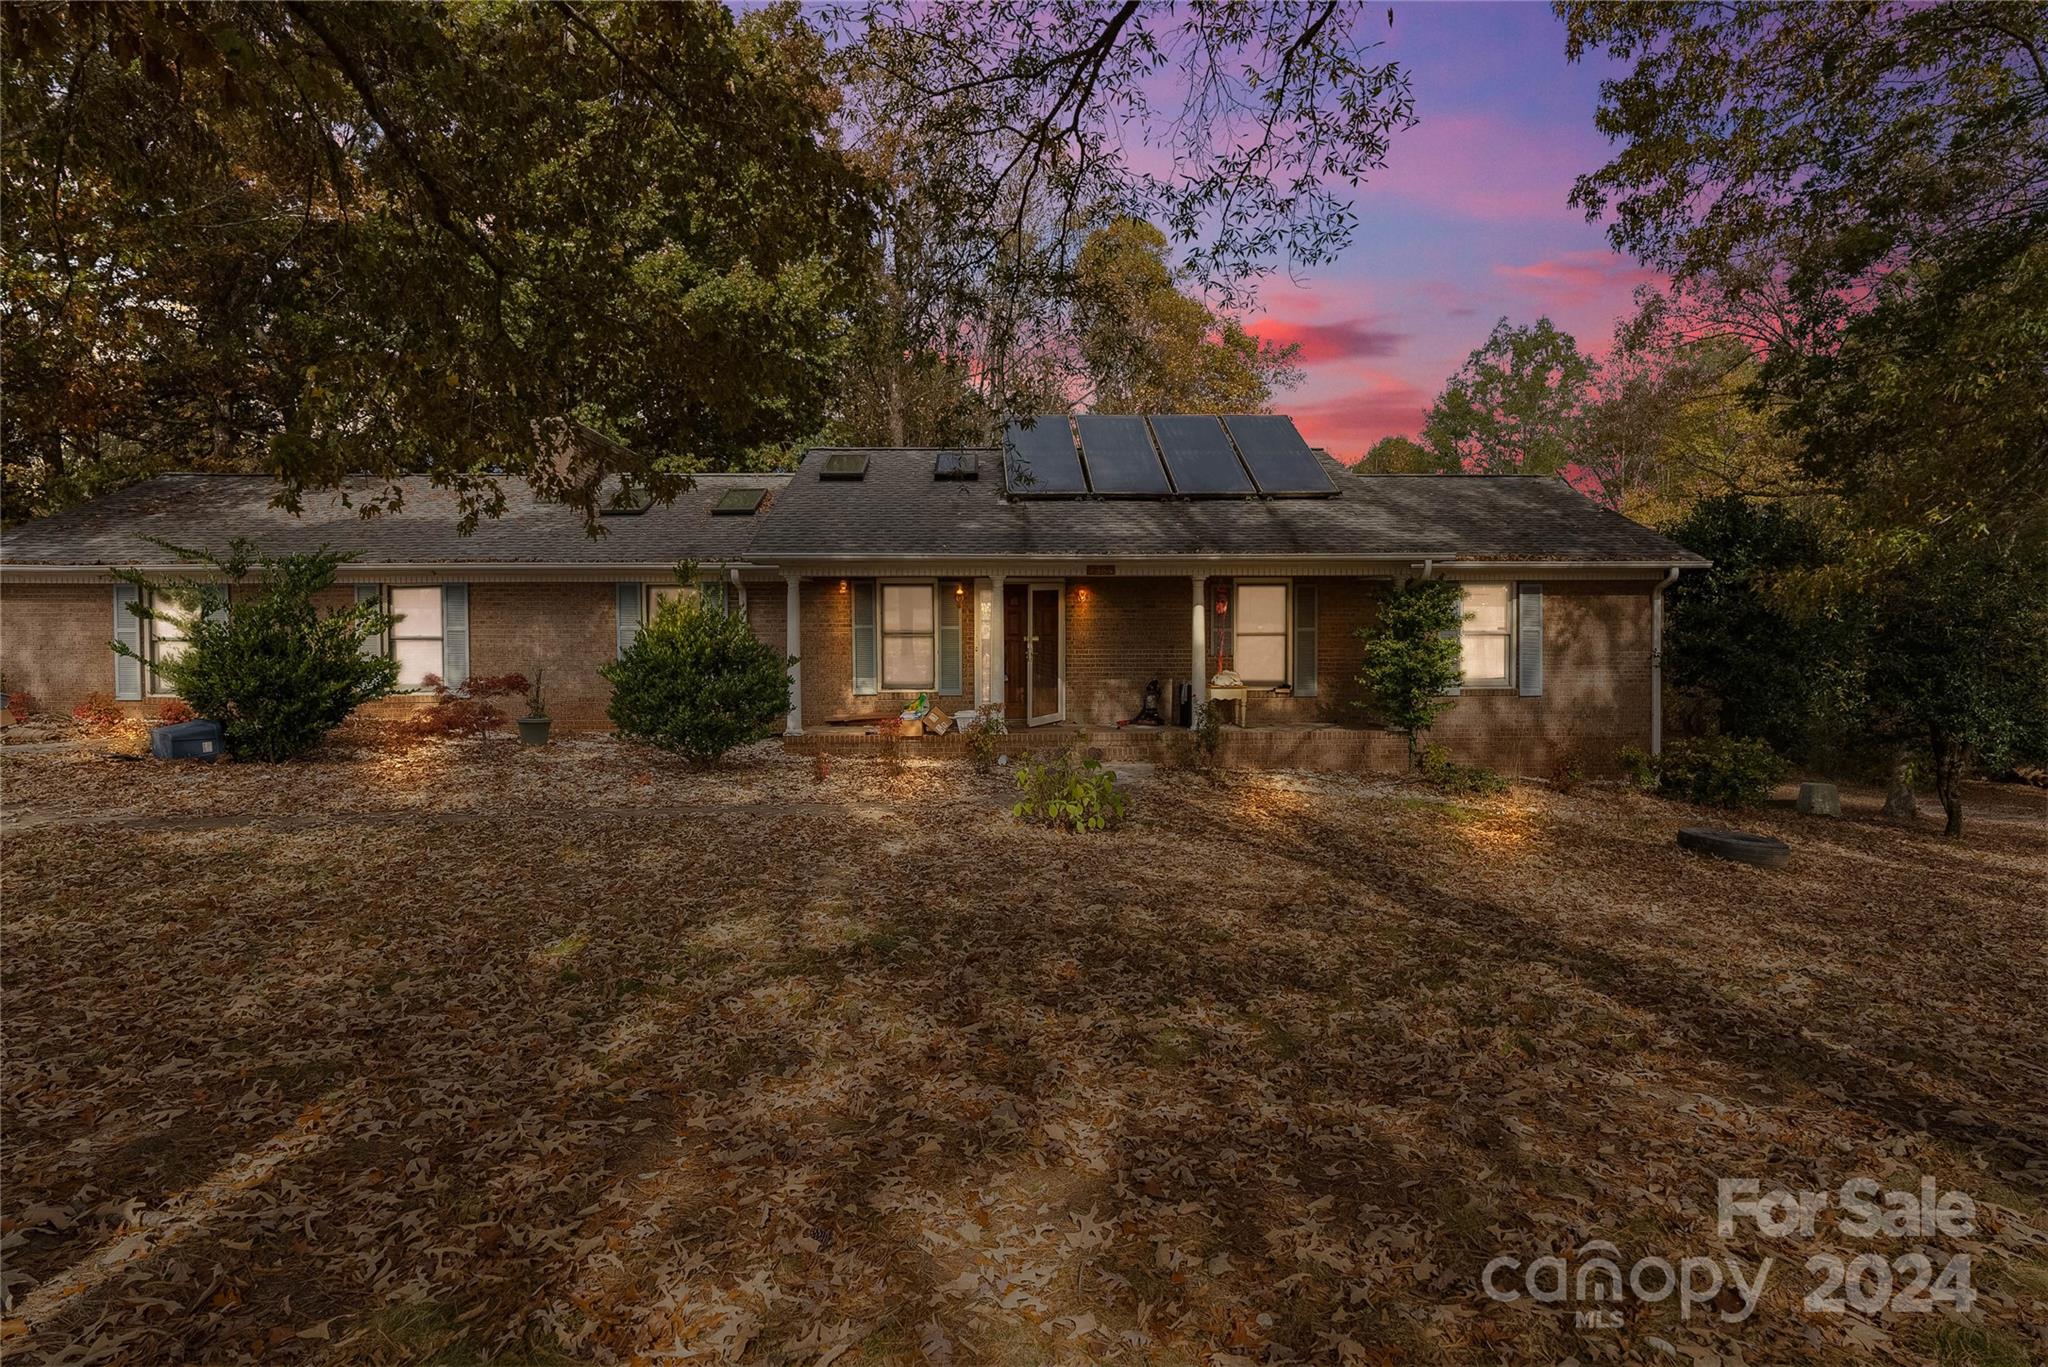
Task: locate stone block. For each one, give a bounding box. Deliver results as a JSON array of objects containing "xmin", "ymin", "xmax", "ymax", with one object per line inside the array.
[{"xmin": 1796, "ymin": 782, "xmax": 1840, "ymax": 817}]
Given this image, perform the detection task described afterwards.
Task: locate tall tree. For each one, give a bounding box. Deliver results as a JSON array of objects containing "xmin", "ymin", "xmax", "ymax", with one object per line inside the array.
[
  {"xmin": 1072, "ymin": 219, "xmax": 1301, "ymax": 415},
  {"xmin": 829, "ymin": 0, "xmax": 1416, "ymax": 427},
  {"xmin": 2, "ymin": 2, "xmax": 874, "ymax": 527},
  {"xmin": 1560, "ymin": 0, "xmax": 2048, "ymax": 543},
  {"xmin": 1359, "ymin": 435, "xmax": 1449, "ymax": 474},
  {"xmin": 1577, "ymin": 300, "xmax": 1799, "ymax": 520},
  {"xmin": 1420, "ymin": 317, "xmax": 1594, "ymax": 475}
]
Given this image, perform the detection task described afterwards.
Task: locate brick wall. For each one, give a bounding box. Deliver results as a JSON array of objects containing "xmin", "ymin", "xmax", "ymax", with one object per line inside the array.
[
  {"xmin": 466, "ymin": 582, "xmax": 615, "ymax": 727},
  {"xmin": 1063, "ymin": 577, "xmax": 1191, "ymax": 725},
  {"xmin": 1, "ymin": 582, "xmax": 124, "ymax": 715},
  {"xmin": 1428, "ymin": 579, "xmax": 1653, "ymax": 775}
]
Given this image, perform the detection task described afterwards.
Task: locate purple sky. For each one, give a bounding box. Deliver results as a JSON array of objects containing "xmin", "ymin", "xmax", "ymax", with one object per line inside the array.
[{"xmin": 1234, "ymin": 3, "xmax": 1657, "ymax": 460}]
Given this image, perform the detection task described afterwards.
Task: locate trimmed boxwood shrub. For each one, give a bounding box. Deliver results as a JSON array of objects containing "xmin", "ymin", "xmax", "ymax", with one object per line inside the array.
[{"xmin": 602, "ymin": 594, "xmax": 790, "ymax": 765}]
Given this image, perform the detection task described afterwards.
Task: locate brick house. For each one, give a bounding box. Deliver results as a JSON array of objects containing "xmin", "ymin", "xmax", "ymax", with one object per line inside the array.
[{"xmin": 0, "ymin": 416, "xmax": 1706, "ymax": 773}]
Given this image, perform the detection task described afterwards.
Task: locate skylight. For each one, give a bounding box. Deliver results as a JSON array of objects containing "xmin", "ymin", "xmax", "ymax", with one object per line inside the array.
[
  {"xmin": 712, "ymin": 487, "xmax": 767, "ymax": 515},
  {"xmin": 819, "ymin": 452, "xmax": 869, "ymax": 480}
]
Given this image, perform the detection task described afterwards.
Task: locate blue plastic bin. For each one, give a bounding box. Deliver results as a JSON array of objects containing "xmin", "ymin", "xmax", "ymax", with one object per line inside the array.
[{"xmin": 150, "ymin": 718, "xmax": 223, "ymax": 761}]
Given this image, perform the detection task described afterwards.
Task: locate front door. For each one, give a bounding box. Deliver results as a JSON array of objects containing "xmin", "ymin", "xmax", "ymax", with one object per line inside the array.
[{"xmin": 1002, "ymin": 582, "xmax": 1064, "ymax": 725}]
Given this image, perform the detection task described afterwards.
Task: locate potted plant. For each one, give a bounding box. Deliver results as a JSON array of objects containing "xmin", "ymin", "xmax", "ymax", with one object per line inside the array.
[{"xmin": 518, "ymin": 669, "xmax": 551, "ymax": 746}]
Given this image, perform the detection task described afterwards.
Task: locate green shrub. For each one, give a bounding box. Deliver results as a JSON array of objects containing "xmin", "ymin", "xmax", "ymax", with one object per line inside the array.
[
  {"xmin": 1649, "ymin": 735, "xmax": 1785, "ymax": 807},
  {"xmin": 1418, "ymin": 743, "xmax": 1508, "ymax": 796},
  {"xmin": 963, "ymin": 711, "xmax": 1008, "ymax": 773},
  {"xmin": 1012, "ymin": 749, "xmax": 1128, "ymax": 832},
  {"xmin": 601, "ymin": 591, "xmax": 790, "ymax": 765},
  {"xmin": 1355, "ymin": 579, "xmax": 1465, "ymax": 767},
  {"xmin": 115, "ymin": 542, "xmax": 397, "ymax": 762}
]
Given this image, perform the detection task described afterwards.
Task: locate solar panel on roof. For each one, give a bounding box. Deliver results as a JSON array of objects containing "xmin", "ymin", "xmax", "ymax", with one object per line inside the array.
[
  {"xmin": 819, "ymin": 452, "xmax": 868, "ymax": 480},
  {"xmin": 712, "ymin": 486, "xmax": 766, "ymax": 515},
  {"xmin": 1002, "ymin": 416, "xmax": 1086, "ymax": 496},
  {"xmin": 1223, "ymin": 415, "xmax": 1335, "ymax": 496},
  {"xmin": 1149, "ymin": 415, "xmax": 1254, "ymax": 496},
  {"xmin": 1075, "ymin": 415, "xmax": 1170, "ymax": 496}
]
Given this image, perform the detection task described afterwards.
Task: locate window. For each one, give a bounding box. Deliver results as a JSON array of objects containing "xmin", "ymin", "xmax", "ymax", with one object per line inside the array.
[
  {"xmin": 645, "ymin": 579, "xmax": 735, "ymax": 623},
  {"xmin": 147, "ymin": 591, "xmax": 200, "ymax": 696},
  {"xmin": 1234, "ymin": 583, "xmax": 1288, "ymax": 686},
  {"xmin": 881, "ymin": 583, "xmax": 935, "ymax": 690},
  {"xmin": 388, "ymin": 586, "xmax": 445, "ymax": 689},
  {"xmin": 1459, "ymin": 583, "xmax": 1513, "ymax": 686}
]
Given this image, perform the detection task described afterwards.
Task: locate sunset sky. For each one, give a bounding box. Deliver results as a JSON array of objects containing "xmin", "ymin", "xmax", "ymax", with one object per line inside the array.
[{"xmin": 1235, "ymin": 3, "xmax": 1660, "ymax": 460}]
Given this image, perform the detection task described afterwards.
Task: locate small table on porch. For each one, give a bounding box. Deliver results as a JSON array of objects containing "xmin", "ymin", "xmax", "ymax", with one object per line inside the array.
[{"xmin": 1206, "ymin": 682, "xmax": 1249, "ymax": 727}]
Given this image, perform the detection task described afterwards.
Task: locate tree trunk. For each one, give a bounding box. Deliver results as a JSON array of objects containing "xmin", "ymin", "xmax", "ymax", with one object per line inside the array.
[
  {"xmin": 1930, "ymin": 730, "xmax": 1965, "ymax": 838},
  {"xmin": 886, "ymin": 363, "xmax": 905, "ymax": 449},
  {"xmin": 1881, "ymin": 741, "xmax": 1919, "ymax": 822}
]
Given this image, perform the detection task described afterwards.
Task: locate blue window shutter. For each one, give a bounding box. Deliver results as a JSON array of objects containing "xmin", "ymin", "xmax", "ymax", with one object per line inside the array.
[
  {"xmin": 1292, "ymin": 582, "xmax": 1318, "ymax": 698},
  {"xmin": 112, "ymin": 584, "xmax": 142, "ymax": 700},
  {"xmin": 851, "ymin": 580, "xmax": 878, "ymax": 696},
  {"xmin": 937, "ymin": 582, "xmax": 962, "ymax": 694},
  {"xmin": 1517, "ymin": 582, "xmax": 1544, "ymax": 696},
  {"xmin": 441, "ymin": 584, "xmax": 469, "ymax": 687},
  {"xmin": 616, "ymin": 583, "xmax": 642, "ymax": 657},
  {"xmin": 1440, "ymin": 585, "xmax": 1462, "ymax": 697},
  {"xmin": 355, "ymin": 584, "xmax": 383, "ymax": 658}
]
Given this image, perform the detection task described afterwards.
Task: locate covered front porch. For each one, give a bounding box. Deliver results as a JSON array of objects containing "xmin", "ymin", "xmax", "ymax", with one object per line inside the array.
[
  {"xmin": 768, "ymin": 561, "xmax": 1662, "ymax": 778},
  {"xmin": 776, "ymin": 564, "xmax": 1385, "ymax": 740}
]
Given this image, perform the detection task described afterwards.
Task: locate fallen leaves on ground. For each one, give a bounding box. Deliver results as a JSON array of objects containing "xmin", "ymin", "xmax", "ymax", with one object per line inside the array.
[{"xmin": 2, "ymin": 735, "xmax": 2043, "ymax": 1365}]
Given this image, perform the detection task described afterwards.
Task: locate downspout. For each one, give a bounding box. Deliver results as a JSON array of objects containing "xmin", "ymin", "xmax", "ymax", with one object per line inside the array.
[{"xmin": 1651, "ymin": 566, "xmax": 1680, "ymax": 755}]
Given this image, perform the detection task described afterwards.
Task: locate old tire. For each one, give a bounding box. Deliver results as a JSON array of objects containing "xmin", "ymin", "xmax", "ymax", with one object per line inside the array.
[{"xmin": 1676, "ymin": 826, "xmax": 1790, "ymax": 869}]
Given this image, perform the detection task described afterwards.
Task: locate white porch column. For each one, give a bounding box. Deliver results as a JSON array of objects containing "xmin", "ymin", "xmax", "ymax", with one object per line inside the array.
[
  {"xmin": 1190, "ymin": 575, "xmax": 1208, "ymax": 710},
  {"xmin": 783, "ymin": 571, "xmax": 803, "ymax": 736},
  {"xmin": 987, "ymin": 572, "xmax": 1006, "ymax": 715}
]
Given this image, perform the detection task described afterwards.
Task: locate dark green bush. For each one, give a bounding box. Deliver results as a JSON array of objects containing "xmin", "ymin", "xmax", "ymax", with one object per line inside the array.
[
  {"xmin": 1355, "ymin": 579, "xmax": 1465, "ymax": 767},
  {"xmin": 1418, "ymin": 743, "xmax": 1508, "ymax": 796},
  {"xmin": 1643, "ymin": 735, "xmax": 1785, "ymax": 807},
  {"xmin": 1012, "ymin": 749, "xmax": 1128, "ymax": 832},
  {"xmin": 115, "ymin": 543, "xmax": 397, "ymax": 762},
  {"xmin": 601, "ymin": 592, "xmax": 790, "ymax": 765}
]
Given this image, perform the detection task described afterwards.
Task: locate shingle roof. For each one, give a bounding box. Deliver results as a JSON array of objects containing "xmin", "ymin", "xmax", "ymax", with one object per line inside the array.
[
  {"xmin": 0, "ymin": 472, "xmax": 791, "ymax": 566},
  {"xmin": 0, "ymin": 454, "xmax": 1706, "ymax": 568},
  {"xmin": 747, "ymin": 448, "xmax": 1706, "ymax": 564}
]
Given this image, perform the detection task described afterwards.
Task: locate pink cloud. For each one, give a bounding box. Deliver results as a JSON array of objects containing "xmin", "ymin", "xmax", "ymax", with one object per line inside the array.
[
  {"xmin": 1288, "ymin": 377, "xmax": 1433, "ymax": 460},
  {"xmin": 1494, "ymin": 250, "xmax": 1664, "ymax": 310},
  {"xmin": 1248, "ymin": 316, "xmax": 1407, "ymax": 363}
]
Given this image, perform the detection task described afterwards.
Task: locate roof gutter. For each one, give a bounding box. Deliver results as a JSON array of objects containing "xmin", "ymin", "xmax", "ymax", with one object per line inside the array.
[{"xmin": 750, "ymin": 553, "xmax": 1705, "ymax": 569}]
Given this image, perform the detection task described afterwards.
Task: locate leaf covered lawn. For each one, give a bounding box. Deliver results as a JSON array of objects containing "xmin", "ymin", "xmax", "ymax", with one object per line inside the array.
[{"xmin": 2, "ymin": 736, "xmax": 2044, "ymax": 1365}]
